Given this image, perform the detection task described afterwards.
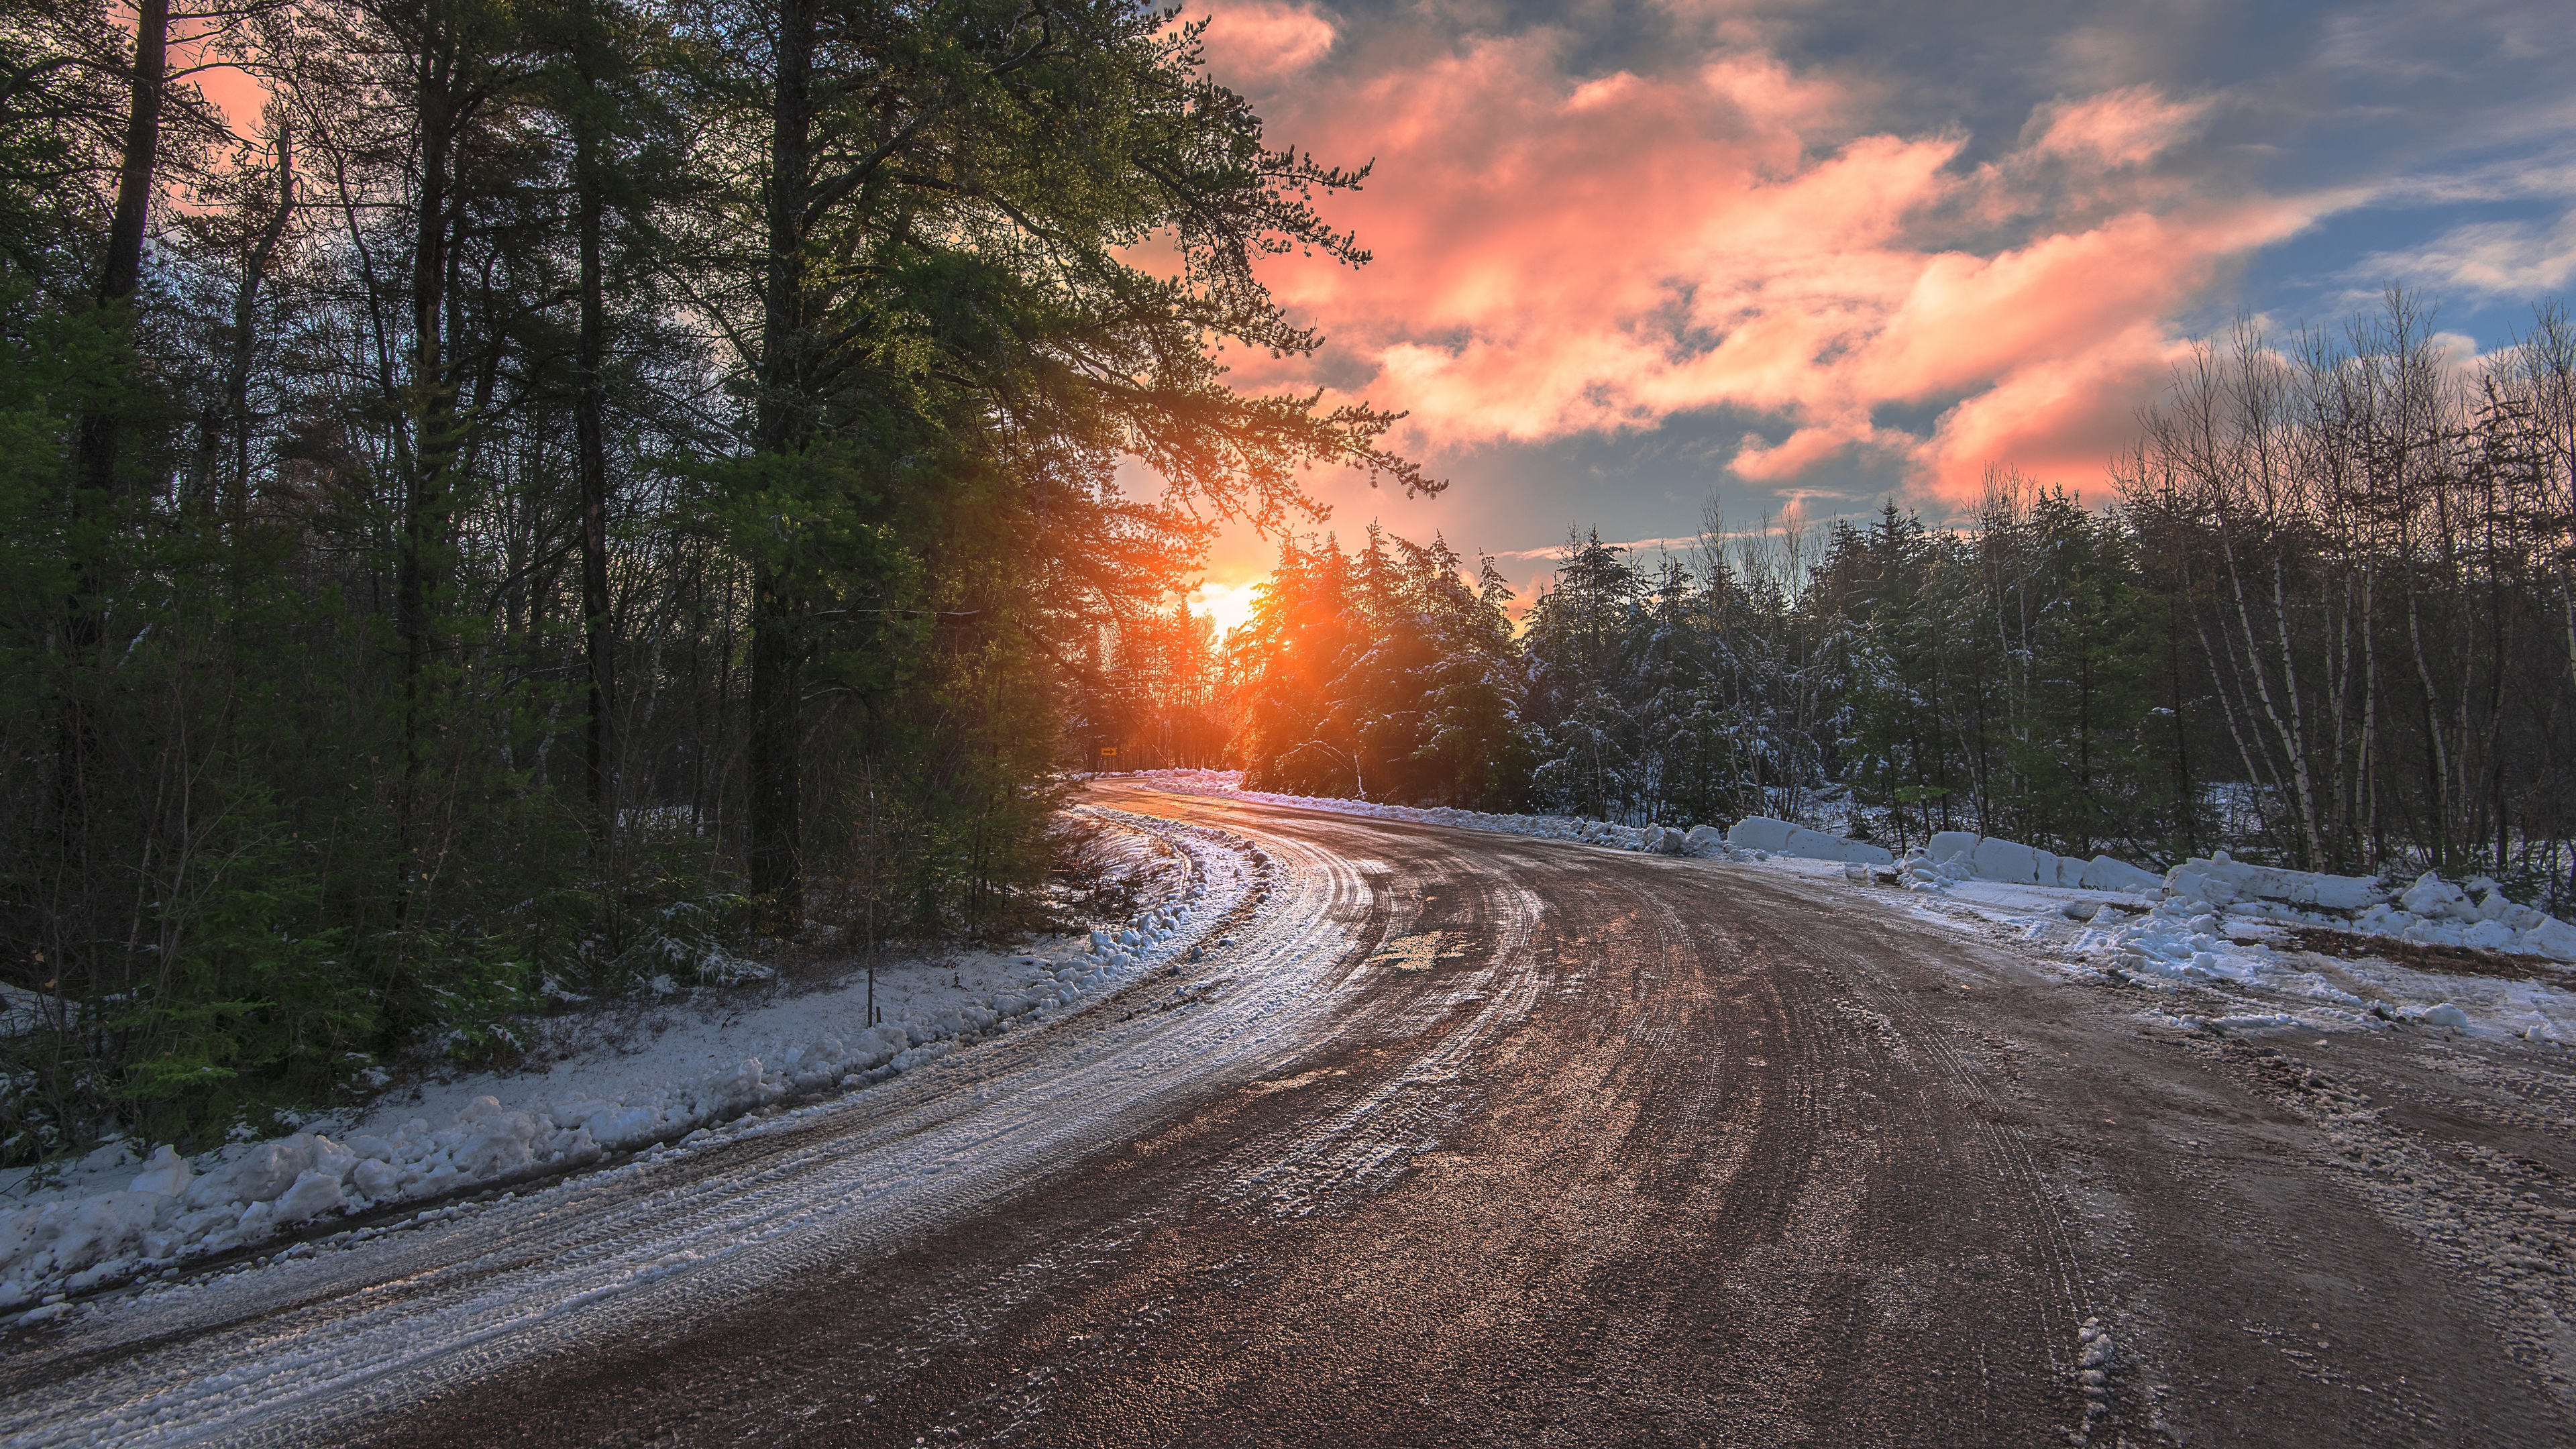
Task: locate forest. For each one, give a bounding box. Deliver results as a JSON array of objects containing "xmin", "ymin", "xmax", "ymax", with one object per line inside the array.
[
  {"xmin": 0, "ymin": 0, "xmax": 1427, "ymax": 1158},
  {"xmin": 5, "ymin": 0, "xmax": 2573, "ymax": 1169},
  {"xmin": 1193, "ymin": 299, "xmax": 2576, "ymax": 913}
]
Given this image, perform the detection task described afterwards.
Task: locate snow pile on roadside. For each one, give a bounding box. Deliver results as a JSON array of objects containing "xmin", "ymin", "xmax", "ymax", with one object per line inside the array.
[
  {"xmin": 1894, "ymin": 863, "xmax": 2571, "ymax": 1046},
  {"xmin": 2343, "ymin": 874, "xmax": 2576, "ymax": 961},
  {"xmin": 2100, "ymin": 896, "xmax": 2314, "ymax": 987},
  {"xmin": 1899, "ymin": 831, "xmax": 2161, "ymax": 894},
  {"xmin": 0, "ymin": 822, "xmax": 1234, "ymax": 1321},
  {"xmin": 1914, "ymin": 843, "xmax": 2576, "ymax": 1042},
  {"xmin": 2114, "ymin": 855, "xmax": 2576, "ymax": 964},
  {"xmin": 1725, "ymin": 816, "xmax": 1892, "ymax": 865},
  {"xmin": 1895, "ymin": 824, "xmax": 2576, "ymax": 967},
  {"xmin": 2089, "ymin": 890, "xmax": 2571, "ymax": 1043},
  {"xmin": 2161, "ymin": 855, "xmax": 2381, "ymax": 912}
]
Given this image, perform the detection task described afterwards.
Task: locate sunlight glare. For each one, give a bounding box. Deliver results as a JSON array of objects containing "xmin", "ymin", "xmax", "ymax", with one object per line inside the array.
[{"xmin": 1187, "ymin": 580, "xmax": 1261, "ymax": 640}]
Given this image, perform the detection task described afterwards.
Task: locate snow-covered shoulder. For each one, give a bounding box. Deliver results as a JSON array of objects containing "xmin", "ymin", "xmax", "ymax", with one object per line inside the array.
[
  {"xmin": 0, "ymin": 809, "xmax": 1257, "ymax": 1325},
  {"xmin": 1888, "ymin": 834, "xmax": 2575, "ymax": 1049}
]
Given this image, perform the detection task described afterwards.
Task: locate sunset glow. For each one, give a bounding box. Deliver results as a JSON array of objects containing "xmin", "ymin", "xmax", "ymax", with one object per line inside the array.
[{"xmin": 1186, "ymin": 579, "xmax": 1262, "ymax": 641}]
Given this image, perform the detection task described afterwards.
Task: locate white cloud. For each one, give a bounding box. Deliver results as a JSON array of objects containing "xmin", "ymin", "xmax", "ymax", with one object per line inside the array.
[{"xmin": 2353, "ymin": 211, "xmax": 2576, "ymax": 300}]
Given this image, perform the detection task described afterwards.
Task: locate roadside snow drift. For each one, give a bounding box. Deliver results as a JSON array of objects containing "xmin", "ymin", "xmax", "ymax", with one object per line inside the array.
[{"xmin": 1725, "ymin": 816, "xmax": 1894, "ymax": 866}]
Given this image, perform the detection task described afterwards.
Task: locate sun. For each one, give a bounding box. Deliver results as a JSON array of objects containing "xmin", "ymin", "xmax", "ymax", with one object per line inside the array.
[{"xmin": 1187, "ymin": 580, "xmax": 1261, "ymax": 639}]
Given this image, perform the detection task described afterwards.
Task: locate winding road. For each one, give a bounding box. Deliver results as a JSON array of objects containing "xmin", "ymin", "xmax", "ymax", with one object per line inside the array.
[{"xmin": 8, "ymin": 784, "xmax": 2573, "ymax": 1446}]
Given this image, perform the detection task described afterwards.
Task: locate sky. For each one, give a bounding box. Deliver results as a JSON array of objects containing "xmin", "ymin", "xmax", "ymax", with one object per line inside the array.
[
  {"xmin": 1165, "ymin": 0, "xmax": 2576, "ymax": 631},
  {"xmin": 167, "ymin": 1, "xmax": 2576, "ymax": 633}
]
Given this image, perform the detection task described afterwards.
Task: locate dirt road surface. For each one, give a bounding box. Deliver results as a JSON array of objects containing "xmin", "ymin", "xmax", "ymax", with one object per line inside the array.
[{"xmin": 10, "ymin": 785, "xmax": 2573, "ymax": 1446}]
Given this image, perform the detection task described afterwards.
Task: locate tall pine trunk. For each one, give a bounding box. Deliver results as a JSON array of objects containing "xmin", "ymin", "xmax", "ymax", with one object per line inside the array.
[
  {"xmin": 398, "ymin": 47, "xmax": 460, "ymax": 882},
  {"xmin": 91, "ymin": 0, "xmax": 167, "ymax": 317},
  {"xmin": 749, "ymin": 0, "xmax": 813, "ymax": 921},
  {"xmin": 56, "ymin": 0, "xmax": 169, "ymax": 902},
  {"xmin": 574, "ymin": 17, "xmax": 614, "ymax": 826}
]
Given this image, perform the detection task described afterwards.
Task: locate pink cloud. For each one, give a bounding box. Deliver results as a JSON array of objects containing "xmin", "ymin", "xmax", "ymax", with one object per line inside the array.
[
  {"xmin": 1208, "ymin": 31, "xmax": 2330, "ymax": 508},
  {"xmin": 1915, "ymin": 322, "xmax": 2190, "ymax": 498},
  {"xmin": 2027, "ymin": 86, "xmax": 2210, "ymax": 168},
  {"xmin": 1729, "ymin": 425, "xmax": 1856, "ymax": 482},
  {"xmin": 1195, "ymin": 2, "xmax": 1336, "ymax": 83}
]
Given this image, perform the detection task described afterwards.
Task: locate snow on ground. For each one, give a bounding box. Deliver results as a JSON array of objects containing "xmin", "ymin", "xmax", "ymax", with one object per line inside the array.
[
  {"xmin": 1890, "ymin": 841, "xmax": 2576, "ymax": 1046},
  {"xmin": 1900, "ymin": 873, "xmax": 2576, "ymax": 1046},
  {"xmin": 1130, "ymin": 769, "xmax": 2576, "ymax": 1052},
  {"xmin": 0, "ymin": 806, "xmax": 1246, "ymax": 1324}
]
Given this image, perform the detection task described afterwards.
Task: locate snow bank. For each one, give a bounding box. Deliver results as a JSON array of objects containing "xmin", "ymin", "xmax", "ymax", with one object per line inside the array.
[
  {"xmin": 1900, "ymin": 832, "xmax": 2157, "ymax": 894},
  {"xmin": 1896, "ymin": 863, "xmax": 2573, "ymax": 1046},
  {"xmin": 2090, "ymin": 890, "xmax": 2571, "ymax": 1040},
  {"xmin": 1724, "ymin": 816, "xmax": 1893, "ymax": 866},
  {"xmin": 0, "ymin": 846, "xmax": 1224, "ymax": 1320},
  {"xmin": 1825, "ymin": 823, "xmax": 2576, "ymax": 1037},
  {"xmin": 2351, "ymin": 873, "xmax": 2576, "ymax": 961},
  {"xmin": 2148, "ymin": 855, "xmax": 2573, "ymax": 961},
  {"xmin": 1909, "ymin": 830, "xmax": 2576, "ymax": 963},
  {"xmin": 2164, "ymin": 855, "xmax": 2381, "ymax": 912}
]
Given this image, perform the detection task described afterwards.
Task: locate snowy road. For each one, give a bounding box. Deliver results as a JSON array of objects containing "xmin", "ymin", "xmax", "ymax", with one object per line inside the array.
[{"xmin": 10, "ymin": 786, "xmax": 2575, "ymax": 1446}]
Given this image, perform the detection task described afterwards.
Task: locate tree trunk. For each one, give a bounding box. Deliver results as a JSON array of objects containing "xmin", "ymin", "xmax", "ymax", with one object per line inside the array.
[
  {"xmin": 189, "ymin": 129, "xmax": 293, "ymax": 521},
  {"xmin": 56, "ymin": 0, "xmax": 170, "ymax": 865},
  {"xmin": 574, "ymin": 19, "xmax": 614, "ymax": 827},
  {"xmin": 748, "ymin": 0, "xmax": 814, "ymax": 921},
  {"xmin": 95, "ymin": 0, "xmax": 168, "ymax": 314},
  {"xmin": 2215, "ymin": 509, "xmax": 2320, "ymax": 867},
  {"xmin": 398, "ymin": 48, "xmax": 460, "ymax": 874},
  {"xmin": 66, "ymin": 0, "xmax": 172, "ymax": 605},
  {"xmin": 2359, "ymin": 562, "xmax": 2381, "ymax": 867}
]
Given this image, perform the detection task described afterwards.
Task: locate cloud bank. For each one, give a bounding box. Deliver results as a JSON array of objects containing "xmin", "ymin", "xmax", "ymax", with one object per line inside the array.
[{"xmin": 1195, "ymin": 5, "xmax": 2332, "ymax": 502}]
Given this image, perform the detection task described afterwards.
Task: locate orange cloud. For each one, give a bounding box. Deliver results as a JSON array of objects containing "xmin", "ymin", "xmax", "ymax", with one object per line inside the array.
[
  {"xmin": 1915, "ymin": 322, "xmax": 2188, "ymax": 498},
  {"xmin": 1196, "ymin": 2, "xmax": 1336, "ymax": 83},
  {"xmin": 1218, "ymin": 31, "xmax": 2330, "ymax": 505}
]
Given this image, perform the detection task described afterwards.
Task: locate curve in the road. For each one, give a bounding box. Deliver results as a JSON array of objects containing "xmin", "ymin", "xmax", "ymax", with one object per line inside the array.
[
  {"xmin": 351, "ymin": 791, "xmax": 2109, "ymax": 1446},
  {"xmin": 9, "ymin": 786, "xmax": 2572, "ymax": 1448}
]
